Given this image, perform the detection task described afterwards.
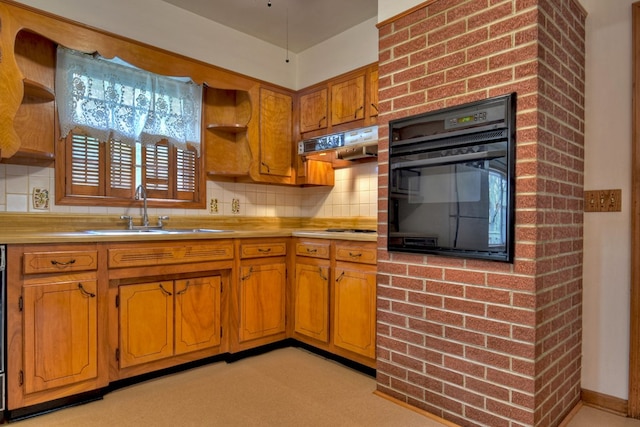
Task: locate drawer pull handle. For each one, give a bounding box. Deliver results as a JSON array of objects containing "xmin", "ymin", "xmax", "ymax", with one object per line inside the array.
[
  {"xmin": 78, "ymin": 283, "xmax": 95, "ymax": 298},
  {"xmin": 306, "ymin": 248, "xmax": 317, "ymax": 254},
  {"xmin": 241, "ymin": 267, "xmax": 254, "ymax": 281},
  {"xmin": 177, "ymin": 281, "xmax": 190, "ymax": 295},
  {"xmin": 258, "ymin": 248, "xmax": 272, "ymax": 253},
  {"xmin": 319, "ymin": 268, "xmax": 327, "ymax": 281},
  {"xmin": 336, "ymin": 271, "xmax": 345, "ymax": 282},
  {"xmin": 51, "ymin": 259, "xmax": 76, "ymax": 267},
  {"xmin": 158, "ymin": 284, "xmax": 172, "ymax": 296},
  {"xmin": 349, "ymin": 252, "xmax": 362, "ymax": 258}
]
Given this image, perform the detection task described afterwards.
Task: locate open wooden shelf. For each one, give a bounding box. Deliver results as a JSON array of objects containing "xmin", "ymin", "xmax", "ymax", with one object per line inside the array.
[
  {"xmin": 23, "ymin": 79, "xmax": 55, "ymax": 101},
  {"xmin": 206, "ymin": 123, "xmax": 248, "ymax": 133}
]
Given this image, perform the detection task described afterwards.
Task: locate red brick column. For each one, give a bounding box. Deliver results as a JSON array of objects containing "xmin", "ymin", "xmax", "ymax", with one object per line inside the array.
[{"xmin": 376, "ymin": 1, "xmax": 586, "ymax": 426}]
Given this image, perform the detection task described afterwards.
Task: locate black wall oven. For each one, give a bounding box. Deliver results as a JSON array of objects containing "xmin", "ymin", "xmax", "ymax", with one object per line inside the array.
[{"xmin": 388, "ymin": 93, "xmax": 516, "ymax": 262}]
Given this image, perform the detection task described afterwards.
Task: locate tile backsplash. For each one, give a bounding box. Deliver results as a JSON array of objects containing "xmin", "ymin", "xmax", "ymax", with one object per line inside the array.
[{"xmin": 0, "ymin": 162, "xmax": 378, "ymax": 218}]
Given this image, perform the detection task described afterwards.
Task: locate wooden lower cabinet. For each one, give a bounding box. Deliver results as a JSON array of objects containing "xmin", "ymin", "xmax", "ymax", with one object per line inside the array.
[
  {"xmin": 23, "ymin": 279, "xmax": 99, "ymax": 394},
  {"xmin": 292, "ymin": 239, "xmax": 376, "ymax": 367},
  {"xmin": 6, "ymin": 236, "xmax": 376, "ymax": 414},
  {"xmin": 238, "ymin": 261, "xmax": 286, "ymax": 342},
  {"xmin": 231, "ymin": 239, "xmax": 287, "ymax": 351},
  {"xmin": 332, "ymin": 264, "xmax": 376, "ymax": 360},
  {"xmin": 6, "ymin": 244, "xmax": 108, "ymax": 411},
  {"xmin": 118, "ymin": 276, "xmax": 222, "ymax": 369},
  {"xmin": 118, "ymin": 281, "xmax": 174, "ymax": 368},
  {"xmin": 293, "ymin": 260, "xmax": 330, "ymax": 343},
  {"xmin": 174, "ymin": 277, "xmax": 222, "ymax": 355}
]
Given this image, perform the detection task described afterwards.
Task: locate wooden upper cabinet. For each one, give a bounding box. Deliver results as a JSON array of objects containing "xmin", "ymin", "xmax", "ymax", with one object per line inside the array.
[
  {"xmin": 204, "ymin": 88, "xmax": 252, "ymax": 178},
  {"xmin": 370, "ymin": 68, "xmax": 379, "ymax": 118},
  {"xmin": 259, "ymin": 87, "xmax": 293, "ymax": 178},
  {"xmin": 330, "ymin": 74, "xmax": 365, "ymax": 126},
  {"xmin": 8, "ymin": 30, "xmax": 57, "ymax": 165},
  {"xmin": 299, "ymin": 88, "xmax": 328, "ymax": 133}
]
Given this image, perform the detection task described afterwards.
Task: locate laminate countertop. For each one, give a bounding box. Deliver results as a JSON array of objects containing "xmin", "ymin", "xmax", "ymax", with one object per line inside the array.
[{"xmin": 0, "ymin": 228, "xmax": 378, "ymax": 244}]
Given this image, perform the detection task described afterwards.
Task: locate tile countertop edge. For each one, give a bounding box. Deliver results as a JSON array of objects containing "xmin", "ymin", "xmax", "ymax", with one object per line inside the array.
[{"xmin": 0, "ymin": 229, "xmax": 378, "ymax": 244}]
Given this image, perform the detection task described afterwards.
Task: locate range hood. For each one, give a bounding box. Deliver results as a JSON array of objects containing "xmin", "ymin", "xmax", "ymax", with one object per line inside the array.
[{"xmin": 298, "ymin": 126, "xmax": 378, "ymax": 160}]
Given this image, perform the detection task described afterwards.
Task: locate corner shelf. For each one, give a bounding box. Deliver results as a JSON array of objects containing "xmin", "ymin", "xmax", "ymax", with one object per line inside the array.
[
  {"xmin": 206, "ymin": 123, "xmax": 248, "ymax": 133},
  {"xmin": 23, "ymin": 79, "xmax": 55, "ymax": 101}
]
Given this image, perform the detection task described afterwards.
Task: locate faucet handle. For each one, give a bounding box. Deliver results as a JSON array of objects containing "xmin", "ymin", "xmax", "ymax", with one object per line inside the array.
[
  {"xmin": 157, "ymin": 215, "xmax": 170, "ymax": 227},
  {"xmin": 120, "ymin": 215, "xmax": 133, "ymax": 230}
]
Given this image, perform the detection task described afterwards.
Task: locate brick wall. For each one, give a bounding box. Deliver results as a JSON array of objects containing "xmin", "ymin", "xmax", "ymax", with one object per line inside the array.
[{"xmin": 376, "ymin": 1, "xmax": 586, "ymax": 426}]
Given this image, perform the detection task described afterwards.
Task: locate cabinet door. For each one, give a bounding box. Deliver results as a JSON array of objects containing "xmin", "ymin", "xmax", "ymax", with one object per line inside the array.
[
  {"xmin": 119, "ymin": 281, "xmax": 174, "ymax": 368},
  {"xmin": 23, "ymin": 280, "xmax": 98, "ymax": 394},
  {"xmin": 239, "ymin": 261, "xmax": 286, "ymax": 342},
  {"xmin": 259, "ymin": 88, "xmax": 293, "ymax": 177},
  {"xmin": 370, "ymin": 68, "xmax": 379, "ymax": 118},
  {"xmin": 299, "ymin": 88, "xmax": 328, "ymax": 133},
  {"xmin": 333, "ymin": 266, "xmax": 376, "ymax": 359},
  {"xmin": 330, "ymin": 75, "xmax": 365, "ymax": 126},
  {"xmin": 174, "ymin": 276, "xmax": 221, "ymax": 355},
  {"xmin": 294, "ymin": 261, "xmax": 329, "ymax": 342}
]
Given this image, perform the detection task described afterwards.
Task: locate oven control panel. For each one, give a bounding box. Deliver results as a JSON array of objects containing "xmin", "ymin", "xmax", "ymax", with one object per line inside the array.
[{"xmin": 444, "ymin": 103, "xmax": 504, "ymax": 130}]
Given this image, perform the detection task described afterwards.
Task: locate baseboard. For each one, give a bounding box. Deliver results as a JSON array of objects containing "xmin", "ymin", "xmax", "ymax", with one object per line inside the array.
[
  {"xmin": 581, "ymin": 388, "xmax": 628, "ymax": 417},
  {"xmin": 373, "ymin": 390, "xmax": 461, "ymax": 427}
]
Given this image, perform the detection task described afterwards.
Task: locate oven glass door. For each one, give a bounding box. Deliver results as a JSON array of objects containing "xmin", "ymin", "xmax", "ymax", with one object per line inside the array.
[{"xmin": 389, "ymin": 140, "xmax": 511, "ymax": 260}]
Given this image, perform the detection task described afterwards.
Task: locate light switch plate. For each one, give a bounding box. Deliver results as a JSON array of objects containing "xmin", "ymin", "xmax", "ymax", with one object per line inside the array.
[{"xmin": 584, "ymin": 189, "xmax": 622, "ymax": 212}]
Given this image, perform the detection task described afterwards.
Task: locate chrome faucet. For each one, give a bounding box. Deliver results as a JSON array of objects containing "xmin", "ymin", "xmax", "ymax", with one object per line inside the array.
[{"xmin": 135, "ymin": 184, "xmax": 149, "ymax": 227}]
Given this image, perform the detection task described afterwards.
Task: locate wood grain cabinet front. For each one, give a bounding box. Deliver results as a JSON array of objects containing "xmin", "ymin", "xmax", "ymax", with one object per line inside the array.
[
  {"xmin": 117, "ymin": 276, "xmax": 223, "ymax": 369},
  {"xmin": 256, "ymin": 87, "xmax": 294, "ymax": 181},
  {"xmin": 291, "ymin": 239, "xmax": 376, "ymax": 367},
  {"xmin": 6, "ymin": 244, "xmax": 108, "ymax": 411},
  {"xmin": 299, "ymin": 88, "xmax": 328, "ymax": 133},
  {"xmin": 332, "ymin": 263, "xmax": 377, "ymax": 360},
  {"xmin": 293, "ymin": 240, "xmax": 331, "ymax": 343},
  {"xmin": 330, "ymin": 75, "xmax": 365, "ymax": 127},
  {"xmin": 22, "ymin": 279, "xmax": 99, "ymax": 394},
  {"xmin": 231, "ymin": 239, "xmax": 288, "ymax": 351},
  {"xmin": 332, "ymin": 241, "xmax": 377, "ymax": 362}
]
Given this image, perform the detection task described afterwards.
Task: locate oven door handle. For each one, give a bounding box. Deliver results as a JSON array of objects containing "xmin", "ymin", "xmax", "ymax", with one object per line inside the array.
[{"xmin": 391, "ymin": 150, "xmax": 506, "ymax": 169}]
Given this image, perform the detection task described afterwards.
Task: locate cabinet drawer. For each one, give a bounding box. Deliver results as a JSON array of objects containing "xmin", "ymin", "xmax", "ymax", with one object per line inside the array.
[
  {"xmin": 23, "ymin": 250, "xmax": 98, "ymax": 274},
  {"xmin": 295, "ymin": 241, "xmax": 330, "ymax": 259},
  {"xmin": 334, "ymin": 242, "xmax": 376, "ymax": 265},
  {"xmin": 240, "ymin": 242, "xmax": 287, "ymax": 259},
  {"xmin": 108, "ymin": 241, "xmax": 233, "ymax": 268}
]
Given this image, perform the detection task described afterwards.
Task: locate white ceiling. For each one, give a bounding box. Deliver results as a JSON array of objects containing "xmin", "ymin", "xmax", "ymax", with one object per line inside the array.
[{"xmin": 160, "ymin": 0, "xmax": 378, "ymax": 53}]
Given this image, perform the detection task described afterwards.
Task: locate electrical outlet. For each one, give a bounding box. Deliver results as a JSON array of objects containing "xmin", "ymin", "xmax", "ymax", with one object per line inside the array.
[
  {"xmin": 209, "ymin": 198, "xmax": 218, "ymax": 214},
  {"xmin": 584, "ymin": 189, "xmax": 622, "ymax": 212}
]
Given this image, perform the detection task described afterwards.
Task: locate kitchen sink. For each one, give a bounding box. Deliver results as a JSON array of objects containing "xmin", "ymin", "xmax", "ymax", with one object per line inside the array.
[
  {"xmin": 162, "ymin": 228, "xmax": 233, "ymax": 234},
  {"xmin": 84, "ymin": 228, "xmax": 233, "ymax": 235}
]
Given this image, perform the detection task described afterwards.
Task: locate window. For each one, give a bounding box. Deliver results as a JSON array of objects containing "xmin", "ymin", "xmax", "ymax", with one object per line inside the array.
[{"xmin": 54, "ymin": 46, "xmax": 204, "ymax": 208}]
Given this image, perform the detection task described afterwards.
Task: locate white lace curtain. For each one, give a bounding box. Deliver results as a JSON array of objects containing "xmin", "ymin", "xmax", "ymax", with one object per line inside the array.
[{"xmin": 56, "ymin": 46, "xmax": 203, "ymax": 155}]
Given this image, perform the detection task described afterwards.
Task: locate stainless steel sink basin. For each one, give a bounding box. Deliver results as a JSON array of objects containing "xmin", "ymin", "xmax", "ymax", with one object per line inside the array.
[
  {"xmin": 162, "ymin": 229, "xmax": 233, "ymax": 234},
  {"xmin": 84, "ymin": 228, "xmax": 232, "ymax": 235}
]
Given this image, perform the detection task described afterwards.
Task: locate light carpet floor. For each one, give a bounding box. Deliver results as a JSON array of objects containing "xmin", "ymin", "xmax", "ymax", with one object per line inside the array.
[
  {"xmin": 11, "ymin": 347, "xmax": 438, "ymax": 427},
  {"xmin": 9, "ymin": 347, "xmax": 640, "ymax": 427}
]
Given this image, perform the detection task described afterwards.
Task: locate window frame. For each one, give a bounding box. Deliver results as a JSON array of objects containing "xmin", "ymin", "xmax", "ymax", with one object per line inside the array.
[{"xmin": 54, "ymin": 129, "xmax": 206, "ymax": 209}]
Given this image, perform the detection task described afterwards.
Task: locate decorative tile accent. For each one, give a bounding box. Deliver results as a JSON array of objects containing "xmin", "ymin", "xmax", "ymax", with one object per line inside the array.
[
  {"xmin": 231, "ymin": 198, "xmax": 240, "ymax": 214},
  {"xmin": 32, "ymin": 188, "xmax": 50, "ymax": 210}
]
